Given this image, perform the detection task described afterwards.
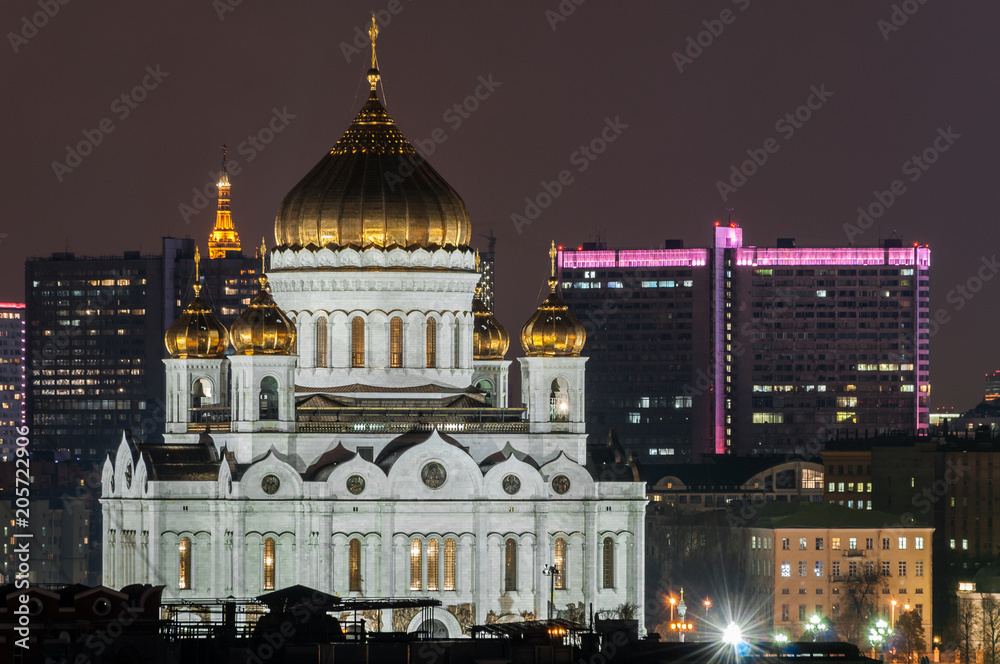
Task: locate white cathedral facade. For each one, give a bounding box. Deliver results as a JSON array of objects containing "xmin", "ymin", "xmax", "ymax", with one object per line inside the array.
[{"xmin": 101, "ymin": 40, "xmax": 645, "ymax": 638}]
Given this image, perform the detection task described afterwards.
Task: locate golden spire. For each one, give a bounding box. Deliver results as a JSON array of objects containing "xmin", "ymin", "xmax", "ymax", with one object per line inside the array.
[
  {"xmin": 260, "ymin": 237, "xmax": 267, "ymax": 285},
  {"xmin": 194, "ymin": 245, "xmax": 202, "ymax": 296},
  {"xmin": 548, "ymin": 240, "xmax": 558, "ymax": 291},
  {"xmin": 208, "ymin": 143, "xmax": 242, "ymax": 259},
  {"xmin": 367, "ymin": 14, "xmax": 380, "ymax": 90},
  {"xmin": 475, "ymin": 250, "xmax": 481, "ymax": 271}
]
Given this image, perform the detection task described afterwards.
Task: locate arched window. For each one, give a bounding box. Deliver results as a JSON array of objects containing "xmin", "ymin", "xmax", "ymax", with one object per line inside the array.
[
  {"xmin": 315, "ymin": 317, "xmax": 328, "ymax": 367},
  {"xmin": 602, "ymin": 537, "xmax": 614, "ymax": 589},
  {"xmin": 390, "ymin": 316, "xmax": 403, "ymax": 368},
  {"xmin": 192, "ymin": 378, "xmax": 212, "ymax": 410},
  {"xmin": 426, "ymin": 318, "xmax": 437, "ymax": 368},
  {"xmin": 427, "ymin": 538, "xmax": 439, "ymax": 591},
  {"xmin": 349, "ymin": 539, "xmax": 362, "ymax": 592},
  {"xmin": 263, "ymin": 538, "xmax": 276, "ymax": 590},
  {"xmin": 410, "ymin": 539, "xmax": 423, "ymax": 591},
  {"xmin": 444, "ymin": 538, "xmax": 456, "ymax": 591},
  {"xmin": 504, "ymin": 539, "xmax": 517, "ymax": 592},
  {"xmin": 179, "ymin": 537, "xmax": 191, "ymax": 590},
  {"xmin": 554, "ymin": 538, "xmax": 567, "ymax": 590},
  {"xmin": 351, "ymin": 317, "xmax": 365, "ymax": 368},
  {"xmin": 550, "ymin": 378, "xmax": 570, "ymax": 422},
  {"xmin": 453, "ymin": 321, "xmax": 461, "ymax": 368},
  {"xmin": 259, "ymin": 376, "xmax": 278, "ymax": 421},
  {"xmin": 476, "ymin": 379, "xmax": 495, "ymax": 407}
]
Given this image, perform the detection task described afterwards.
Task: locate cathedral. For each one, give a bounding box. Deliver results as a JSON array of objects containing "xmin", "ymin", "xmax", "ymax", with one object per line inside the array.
[{"xmin": 101, "ymin": 23, "xmax": 646, "ymax": 637}]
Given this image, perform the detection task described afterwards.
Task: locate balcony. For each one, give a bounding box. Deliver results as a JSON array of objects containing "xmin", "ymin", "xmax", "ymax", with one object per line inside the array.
[{"xmin": 844, "ymin": 549, "xmax": 865, "ymax": 557}]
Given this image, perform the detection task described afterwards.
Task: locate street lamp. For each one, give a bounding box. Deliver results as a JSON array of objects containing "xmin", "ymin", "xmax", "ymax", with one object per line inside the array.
[
  {"xmin": 669, "ymin": 596, "xmax": 677, "ymax": 622},
  {"xmin": 891, "ymin": 599, "xmax": 898, "ymax": 628},
  {"xmin": 869, "ymin": 619, "xmax": 891, "ymax": 661},
  {"xmin": 704, "ymin": 598, "xmax": 712, "ymax": 617},
  {"xmin": 774, "ymin": 633, "xmax": 789, "ymax": 644},
  {"xmin": 805, "ymin": 614, "xmax": 829, "ymax": 642},
  {"xmin": 542, "ymin": 564, "xmax": 559, "ymax": 621}
]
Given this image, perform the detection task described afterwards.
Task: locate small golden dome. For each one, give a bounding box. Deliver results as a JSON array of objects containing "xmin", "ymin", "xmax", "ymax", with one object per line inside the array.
[
  {"xmin": 164, "ymin": 285, "xmax": 230, "ymax": 359},
  {"xmin": 472, "ymin": 286, "xmax": 509, "ymax": 360},
  {"xmin": 230, "ymin": 276, "xmax": 297, "ymax": 355},
  {"xmin": 520, "ymin": 242, "xmax": 585, "ymax": 357}
]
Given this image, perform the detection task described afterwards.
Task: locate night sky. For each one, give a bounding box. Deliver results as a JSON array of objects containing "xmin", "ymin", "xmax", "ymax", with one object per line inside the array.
[{"xmin": 2, "ymin": 1, "xmax": 997, "ymax": 410}]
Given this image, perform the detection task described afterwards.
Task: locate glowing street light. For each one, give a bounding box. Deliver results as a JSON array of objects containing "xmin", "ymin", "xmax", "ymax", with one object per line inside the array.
[
  {"xmin": 891, "ymin": 599, "xmax": 898, "ymax": 628},
  {"xmin": 723, "ymin": 622, "xmax": 743, "ymax": 646},
  {"xmin": 805, "ymin": 614, "xmax": 829, "ymax": 642},
  {"xmin": 869, "ymin": 618, "xmax": 891, "ymax": 661},
  {"xmin": 774, "ymin": 633, "xmax": 789, "ymax": 644},
  {"xmin": 669, "ymin": 596, "xmax": 677, "ymax": 622}
]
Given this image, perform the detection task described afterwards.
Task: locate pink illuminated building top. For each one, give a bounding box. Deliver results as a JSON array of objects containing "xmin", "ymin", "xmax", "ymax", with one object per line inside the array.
[{"xmin": 560, "ymin": 249, "xmax": 708, "ymax": 269}]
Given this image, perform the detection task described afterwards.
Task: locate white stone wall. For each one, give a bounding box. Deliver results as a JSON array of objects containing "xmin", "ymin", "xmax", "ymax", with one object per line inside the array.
[{"xmin": 102, "ymin": 431, "xmax": 646, "ymax": 637}]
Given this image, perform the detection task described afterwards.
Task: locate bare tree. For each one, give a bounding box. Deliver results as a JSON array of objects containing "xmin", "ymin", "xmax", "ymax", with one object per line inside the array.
[
  {"xmin": 894, "ymin": 609, "xmax": 926, "ymax": 661},
  {"xmin": 836, "ymin": 566, "xmax": 888, "ymax": 645},
  {"xmin": 956, "ymin": 597, "xmax": 980, "ymax": 664},
  {"xmin": 981, "ymin": 596, "xmax": 1000, "ymax": 664}
]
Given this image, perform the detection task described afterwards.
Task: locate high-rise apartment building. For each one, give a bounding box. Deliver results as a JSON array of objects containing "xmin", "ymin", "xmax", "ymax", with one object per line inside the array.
[
  {"xmin": 0, "ymin": 303, "xmax": 25, "ymax": 463},
  {"xmin": 26, "ymin": 252, "xmax": 166, "ymax": 462},
  {"xmin": 985, "ymin": 371, "xmax": 1000, "ymax": 402},
  {"xmin": 26, "ymin": 167, "xmax": 257, "ymax": 463},
  {"xmin": 558, "ymin": 225, "xmax": 931, "ymax": 460}
]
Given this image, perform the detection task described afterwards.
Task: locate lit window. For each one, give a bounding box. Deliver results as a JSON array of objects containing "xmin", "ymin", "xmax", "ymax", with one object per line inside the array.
[
  {"xmin": 427, "ymin": 539, "xmax": 439, "ymax": 591},
  {"xmin": 315, "ymin": 317, "xmax": 328, "ymax": 367},
  {"xmin": 390, "ymin": 317, "xmax": 403, "ymax": 368},
  {"xmin": 179, "ymin": 537, "xmax": 191, "ymax": 590},
  {"xmin": 504, "ymin": 539, "xmax": 517, "ymax": 592},
  {"xmin": 351, "ymin": 317, "xmax": 365, "ymax": 368},
  {"xmin": 426, "ymin": 318, "xmax": 437, "ymax": 368},
  {"xmin": 602, "ymin": 537, "xmax": 614, "ymax": 588},
  {"xmin": 849, "ymin": 538, "xmax": 857, "ymax": 550},
  {"xmin": 799, "ymin": 538, "xmax": 807, "ymax": 550},
  {"xmin": 915, "ymin": 537, "xmax": 924, "ymax": 550},
  {"xmin": 410, "ymin": 539, "xmax": 423, "ymax": 591},
  {"xmin": 555, "ymin": 538, "xmax": 566, "ymax": 590},
  {"xmin": 349, "ymin": 539, "xmax": 362, "ymax": 592},
  {"xmin": 263, "ymin": 537, "xmax": 275, "ymax": 590},
  {"xmin": 898, "ymin": 537, "xmax": 907, "ymax": 550},
  {"xmin": 963, "ymin": 539, "xmax": 969, "ymax": 550},
  {"xmin": 444, "ymin": 539, "xmax": 456, "ymax": 591},
  {"xmin": 831, "ymin": 538, "xmax": 840, "ymax": 550},
  {"xmin": 815, "ymin": 561, "xmax": 823, "ymax": 577}
]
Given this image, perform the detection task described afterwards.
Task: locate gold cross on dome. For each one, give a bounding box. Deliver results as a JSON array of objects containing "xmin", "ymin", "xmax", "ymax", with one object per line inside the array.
[
  {"xmin": 369, "ymin": 14, "xmax": 379, "ymax": 69},
  {"xmin": 260, "ymin": 237, "xmax": 267, "ymax": 273},
  {"xmin": 549, "ymin": 240, "xmax": 557, "ymax": 279}
]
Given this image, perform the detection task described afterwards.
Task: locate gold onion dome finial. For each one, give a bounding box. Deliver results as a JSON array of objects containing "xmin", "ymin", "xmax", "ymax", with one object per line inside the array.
[
  {"xmin": 273, "ymin": 16, "xmax": 471, "ymax": 250},
  {"xmin": 165, "ymin": 245, "xmax": 230, "ymax": 358},
  {"xmin": 520, "ymin": 241, "xmax": 586, "ymax": 357},
  {"xmin": 230, "ymin": 239, "xmax": 297, "ymax": 355},
  {"xmin": 472, "ymin": 283, "xmax": 509, "ymax": 360}
]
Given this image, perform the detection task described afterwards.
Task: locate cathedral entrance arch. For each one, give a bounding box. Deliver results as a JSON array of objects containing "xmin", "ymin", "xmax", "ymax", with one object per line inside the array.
[{"xmin": 406, "ymin": 608, "xmax": 462, "ymax": 638}]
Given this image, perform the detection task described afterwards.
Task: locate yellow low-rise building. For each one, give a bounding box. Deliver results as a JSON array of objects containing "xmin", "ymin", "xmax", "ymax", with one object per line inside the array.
[{"xmin": 746, "ymin": 504, "xmax": 932, "ymax": 652}]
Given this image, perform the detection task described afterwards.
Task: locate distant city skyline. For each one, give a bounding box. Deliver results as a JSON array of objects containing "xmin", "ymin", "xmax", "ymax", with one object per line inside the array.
[{"xmin": 2, "ymin": 2, "xmax": 997, "ymax": 410}]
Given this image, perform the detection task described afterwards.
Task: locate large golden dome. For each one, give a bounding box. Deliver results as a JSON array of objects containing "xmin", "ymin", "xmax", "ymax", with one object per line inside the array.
[
  {"xmin": 520, "ymin": 242, "xmax": 586, "ymax": 357},
  {"xmin": 230, "ymin": 276, "xmax": 297, "ymax": 355},
  {"xmin": 273, "ymin": 86, "xmax": 472, "ymax": 250},
  {"xmin": 472, "ymin": 285, "xmax": 509, "ymax": 360},
  {"xmin": 164, "ymin": 284, "xmax": 229, "ymax": 359}
]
